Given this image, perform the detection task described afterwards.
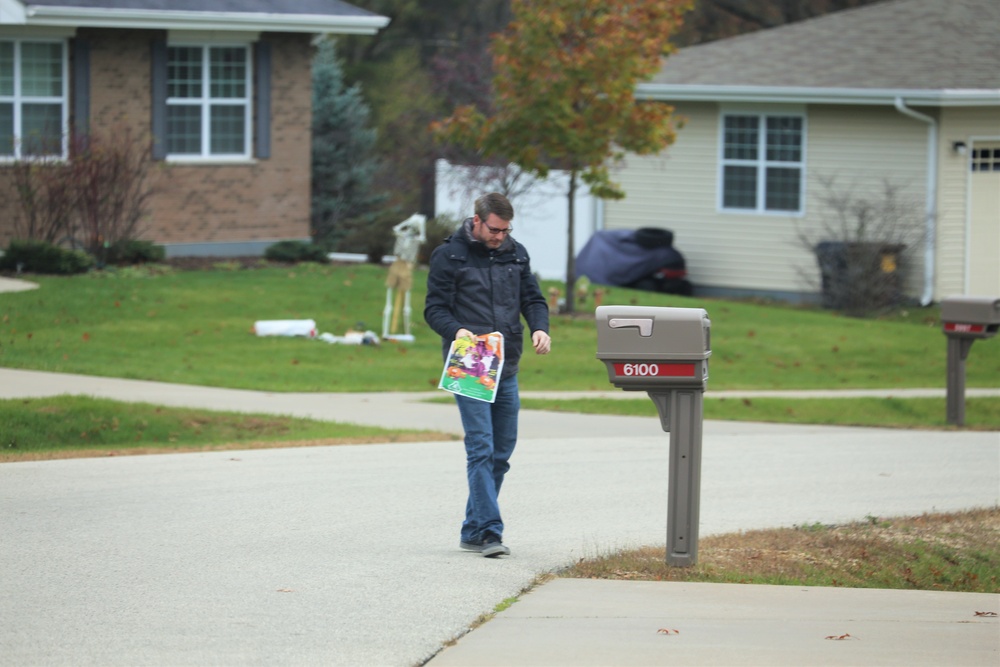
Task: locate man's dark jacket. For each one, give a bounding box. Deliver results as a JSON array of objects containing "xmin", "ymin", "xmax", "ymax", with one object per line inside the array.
[{"xmin": 424, "ymin": 218, "xmax": 549, "ymax": 379}]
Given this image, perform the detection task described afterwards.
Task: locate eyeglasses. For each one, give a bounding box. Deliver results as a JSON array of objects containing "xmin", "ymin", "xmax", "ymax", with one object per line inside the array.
[{"xmin": 481, "ymin": 221, "xmax": 513, "ymax": 236}]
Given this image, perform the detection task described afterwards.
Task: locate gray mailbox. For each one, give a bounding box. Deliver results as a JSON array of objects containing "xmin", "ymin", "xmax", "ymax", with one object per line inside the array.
[
  {"xmin": 596, "ymin": 305, "xmax": 711, "ymax": 567},
  {"xmin": 940, "ymin": 296, "xmax": 1000, "ymax": 426}
]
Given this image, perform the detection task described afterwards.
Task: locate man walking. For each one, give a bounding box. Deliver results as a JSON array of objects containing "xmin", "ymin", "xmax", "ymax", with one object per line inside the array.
[{"xmin": 424, "ymin": 193, "xmax": 551, "ymax": 558}]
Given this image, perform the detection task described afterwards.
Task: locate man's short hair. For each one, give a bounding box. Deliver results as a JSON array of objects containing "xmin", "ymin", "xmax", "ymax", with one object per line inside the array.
[{"xmin": 474, "ymin": 192, "xmax": 514, "ymax": 222}]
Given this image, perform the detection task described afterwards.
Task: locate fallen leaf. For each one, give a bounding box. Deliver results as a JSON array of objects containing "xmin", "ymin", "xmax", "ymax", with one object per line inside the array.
[
  {"xmin": 825, "ymin": 633, "xmax": 857, "ymax": 640},
  {"xmin": 974, "ymin": 611, "xmax": 997, "ymax": 617},
  {"xmin": 657, "ymin": 628, "xmax": 679, "ymax": 635}
]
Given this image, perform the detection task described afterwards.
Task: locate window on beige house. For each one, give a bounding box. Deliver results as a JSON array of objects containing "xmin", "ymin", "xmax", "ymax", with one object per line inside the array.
[
  {"xmin": 0, "ymin": 38, "xmax": 67, "ymax": 159},
  {"xmin": 721, "ymin": 113, "xmax": 804, "ymax": 214}
]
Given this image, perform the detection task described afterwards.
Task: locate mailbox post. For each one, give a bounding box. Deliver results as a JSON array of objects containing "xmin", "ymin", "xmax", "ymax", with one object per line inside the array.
[
  {"xmin": 940, "ymin": 296, "xmax": 1000, "ymax": 426},
  {"xmin": 595, "ymin": 305, "xmax": 711, "ymax": 566}
]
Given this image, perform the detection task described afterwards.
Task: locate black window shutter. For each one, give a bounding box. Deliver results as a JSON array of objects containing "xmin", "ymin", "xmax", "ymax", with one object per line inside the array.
[
  {"xmin": 254, "ymin": 40, "xmax": 271, "ymax": 159},
  {"xmin": 150, "ymin": 38, "xmax": 167, "ymax": 160},
  {"xmin": 71, "ymin": 38, "xmax": 90, "ymax": 139}
]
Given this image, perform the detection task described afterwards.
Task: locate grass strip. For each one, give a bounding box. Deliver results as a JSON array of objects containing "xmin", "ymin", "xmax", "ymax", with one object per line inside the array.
[
  {"xmin": 518, "ymin": 396, "xmax": 1000, "ymax": 430},
  {"xmin": 0, "ymin": 395, "xmax": 455, "ymax": 462},
  {"xmin": 562, "ymin": 507, "xmax": 1000, "ymax": 593}
]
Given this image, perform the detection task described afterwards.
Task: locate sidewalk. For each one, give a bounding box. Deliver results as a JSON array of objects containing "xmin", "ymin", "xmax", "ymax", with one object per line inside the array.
[
  {"xmin": 1, "ymin": 371, "xmax": 998, "ymax": 666},
  {"xmin": 0, "ymin": 275, "xmax": 38, "ymax": 293},
  {"xmin": 3, "ymin": 368, "xmax": 999, "ymax": 439},
  {"xmin": 429, "ymin": 579, "xmax": 999, "ymax": 666}
]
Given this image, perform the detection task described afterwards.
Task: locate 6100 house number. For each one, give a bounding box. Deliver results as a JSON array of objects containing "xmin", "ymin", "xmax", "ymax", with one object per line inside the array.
[{"xmin": 612, "ymin": 362, "xmax": 696, "ymax": 378}]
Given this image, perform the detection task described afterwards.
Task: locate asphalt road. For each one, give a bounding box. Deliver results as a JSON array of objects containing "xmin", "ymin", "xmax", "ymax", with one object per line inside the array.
[{"xmin": 1, "ymin": 370, "xmax": 998, "ymax": 665}]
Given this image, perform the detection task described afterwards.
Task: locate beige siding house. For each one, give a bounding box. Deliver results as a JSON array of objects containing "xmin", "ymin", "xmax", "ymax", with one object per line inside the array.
[
  {"xmin": 606, "ymin": 0, "xmax": 999, "ymax": 303},
  {"xmin": 0, "ymin": 1, "xmax": 388, "ymax": 256}
]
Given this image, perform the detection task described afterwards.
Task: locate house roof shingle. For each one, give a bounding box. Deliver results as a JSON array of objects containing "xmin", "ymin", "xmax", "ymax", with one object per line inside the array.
[
  {"xmin": 1, "ymin": 0, "xmax": 389, "ymax": 33},
  {"xmin": 642, "ymin": 0, "xmax": 1000, "ymax": 105}
]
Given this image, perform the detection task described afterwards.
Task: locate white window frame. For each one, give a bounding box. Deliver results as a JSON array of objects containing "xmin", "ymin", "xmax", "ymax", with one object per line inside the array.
[
  {"xmin": 165, "ymin": 42, "xmax": 253, "ymax": 162},
  {"xmin": 718, "ymin": 109, "xmax": 806, "ymax": 215},
  {"xmin": 0, "ymin": 37, "xmax": 69, "ymax": 161}
]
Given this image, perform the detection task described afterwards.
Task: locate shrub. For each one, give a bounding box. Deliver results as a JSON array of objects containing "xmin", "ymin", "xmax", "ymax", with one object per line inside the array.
[
  {"xmin": 105, "ymin": 240, "xmax": 165, "ymax": 266},
  {"xmin": 0, "ymin": 240, "xmax": 94, "ymax": 275},
  {"xmin": 264, "ymin": 240, "xmax": 330, "ymax": 264},
  {"xmin": 71, "ymin": 128, "xmax": 158, "ymax": 264},
  {"xmin": 419, "ymin": 215, "xmax": 462, "ymax": 264},
  {"xmin": 5, "ymin": 126, "xmax": 159, "ymax": 266},
  {"xmin": 329, "ymin": 210, "xmax": 400, "ymax": 264},
  {"xmin": 6, "ymin": 161, "xmax": 75, "ymax": 244}
]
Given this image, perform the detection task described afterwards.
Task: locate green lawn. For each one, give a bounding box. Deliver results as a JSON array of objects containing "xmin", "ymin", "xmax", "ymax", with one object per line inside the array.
[
  {"xmin": 2, "ymin": 262, "xmax": 996, "ymax": 393},
  {"xmin": 0, "ymin": 260, "xmax": 994, "ymax": 460}
]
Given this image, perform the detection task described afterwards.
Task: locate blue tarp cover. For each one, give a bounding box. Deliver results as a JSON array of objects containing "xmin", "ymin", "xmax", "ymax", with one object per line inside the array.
[{"xmin": 575, "ymin": 229, "xmax": 683, "ymax": 286}]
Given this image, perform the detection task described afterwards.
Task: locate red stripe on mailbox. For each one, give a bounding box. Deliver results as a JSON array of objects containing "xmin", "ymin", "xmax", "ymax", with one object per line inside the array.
[
  {"xmin": 944, "ymin": 322, "xmax": 986, "ymax": 334},
  {"xmin": 613, "ymin": 362, "xmax": 696, "ymax": 377}
]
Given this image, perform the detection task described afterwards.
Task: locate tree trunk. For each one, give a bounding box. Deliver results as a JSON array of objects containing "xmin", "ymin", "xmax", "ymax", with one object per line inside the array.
[{"xmin": 565, "ymin": 170, "xmax": 577, "ymax": 314}]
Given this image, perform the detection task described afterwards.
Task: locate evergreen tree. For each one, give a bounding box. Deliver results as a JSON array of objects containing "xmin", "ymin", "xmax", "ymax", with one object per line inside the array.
[{"xmin": 311, "ymin": 38, "xmax": 382, "ymax": 247}]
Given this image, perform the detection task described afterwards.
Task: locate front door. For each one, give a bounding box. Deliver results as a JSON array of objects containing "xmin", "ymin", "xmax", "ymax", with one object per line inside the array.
[{"xmin": 968, "ymin": 142, "xmax": 1000, "ymax": 295}]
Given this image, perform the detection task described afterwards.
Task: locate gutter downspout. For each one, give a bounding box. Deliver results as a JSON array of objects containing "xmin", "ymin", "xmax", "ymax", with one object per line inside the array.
[{"xmin": 894, "ymin": 97, "xmax": 937, "ymax": 306}]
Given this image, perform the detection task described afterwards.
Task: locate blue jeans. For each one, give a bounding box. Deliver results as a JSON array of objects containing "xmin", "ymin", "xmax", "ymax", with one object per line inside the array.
[{"xmin": 455, "ymin": 375, "xmax": 519, "ymax": 543}]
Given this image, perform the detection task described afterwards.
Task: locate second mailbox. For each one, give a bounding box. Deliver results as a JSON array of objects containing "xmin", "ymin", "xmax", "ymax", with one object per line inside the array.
[
  {"xmin": 940, "ymin": 296, "xmax": 1000, "ymax": 339},
  {"xmin": 596, "ymin": 305, "xmax": 711, "ymax": 391}
]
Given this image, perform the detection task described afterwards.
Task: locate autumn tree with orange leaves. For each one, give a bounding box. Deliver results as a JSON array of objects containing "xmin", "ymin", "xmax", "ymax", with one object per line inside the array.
[{"xmin": 432, "ymin": 0, "xmax": 693, "ymax": 313}]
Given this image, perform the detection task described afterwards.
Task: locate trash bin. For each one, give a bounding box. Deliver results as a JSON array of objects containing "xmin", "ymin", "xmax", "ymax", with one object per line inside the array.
[{"xmin": 814, "ymin": 241, "xmax": 903, "ymax": 312}]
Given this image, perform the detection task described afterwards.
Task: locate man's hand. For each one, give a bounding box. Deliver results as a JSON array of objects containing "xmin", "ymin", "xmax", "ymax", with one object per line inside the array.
[
  {"xmin": 455, "ymin": 328, "xmax": 474, "ymax": 340},
  {"xmin": 532, "ymin": 330, "xmax": 551, "ymax": 355}
]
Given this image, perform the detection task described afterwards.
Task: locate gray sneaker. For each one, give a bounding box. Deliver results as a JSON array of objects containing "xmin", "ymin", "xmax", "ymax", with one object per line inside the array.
[
  {"xmin": 459, "ymin": 540, "xmax": 482, "ymax": 552},
  {"xmin": 481, "ymin": 533, "xmax": 510, "ymax": 558}
]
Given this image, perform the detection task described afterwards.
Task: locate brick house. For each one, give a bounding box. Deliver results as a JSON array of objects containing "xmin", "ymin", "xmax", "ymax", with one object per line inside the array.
[{"xmin": 0, "ymin": 0, "xmax": 388, "ymax": 256}]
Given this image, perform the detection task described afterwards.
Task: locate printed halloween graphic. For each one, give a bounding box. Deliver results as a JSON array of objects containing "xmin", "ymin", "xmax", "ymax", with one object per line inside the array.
[{"xmin": 438, "ymin": 332, "xmax": 505, "ymax": 403}]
